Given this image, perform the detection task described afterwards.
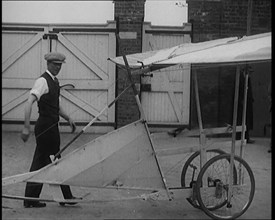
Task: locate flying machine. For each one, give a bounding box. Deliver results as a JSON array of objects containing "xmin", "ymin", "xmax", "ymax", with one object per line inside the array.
[{"xmin": 3, "ymin": 32, "xmax": 271, "ymax": 219}]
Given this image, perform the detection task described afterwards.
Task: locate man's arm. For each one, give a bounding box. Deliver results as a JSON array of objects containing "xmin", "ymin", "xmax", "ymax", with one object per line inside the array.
[
  {"xmin": 59, "ymin": 105, "xmax": 76, "ymax": 133},
  {"xmin": 21, "ymin": 94, "xmax": 37, "ymax": 142}
]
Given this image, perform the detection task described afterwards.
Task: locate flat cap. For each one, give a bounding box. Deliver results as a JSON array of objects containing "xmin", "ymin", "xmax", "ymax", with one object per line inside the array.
[{"xmin": 44, "ymin": 52, "xmax": 66, "ymax": 63}]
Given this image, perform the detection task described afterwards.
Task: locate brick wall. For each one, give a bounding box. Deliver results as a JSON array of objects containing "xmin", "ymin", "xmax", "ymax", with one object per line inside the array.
[
  {"xmin": 187, "ymin": 0, "xmax": 271, "ymax": 42},
  {"xmin": 187, "ymin": 0, "xmax": 271, "ymax": 131},
  {"xmin": 114, "ymin": 0, "xmax": 145, "ymax": 127},
  {"xmin": 113, "ymin": 0, "xmax": 271, "ymax": 135}
]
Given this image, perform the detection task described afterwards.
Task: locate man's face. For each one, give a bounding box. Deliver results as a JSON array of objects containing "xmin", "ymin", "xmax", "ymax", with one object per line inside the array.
[{"xmin": 48, "ymin": 62, "xmax": 62, "ymax": 76}]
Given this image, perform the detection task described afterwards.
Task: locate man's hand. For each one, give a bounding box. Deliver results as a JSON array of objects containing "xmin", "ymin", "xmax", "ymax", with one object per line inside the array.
[
  {"xmin": 68, "ymin": 119, "xmax": 76, "ymax": 133},
  {"xmin": 21, "ymin": 127, "xmax": 30, "ymax": 142}
]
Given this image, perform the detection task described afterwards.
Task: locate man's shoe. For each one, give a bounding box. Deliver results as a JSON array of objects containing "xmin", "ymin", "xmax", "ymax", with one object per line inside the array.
[
  {"xmin": 59, "ymin": 196, "xmax": 80, "ymax": 206},
  {"xmin": 247, "ymin": 139, "xmax": 255, "ymax": 144},
  {"xmin": 24, "ymin": 202, "xmax": 46, "ymax": 208}
]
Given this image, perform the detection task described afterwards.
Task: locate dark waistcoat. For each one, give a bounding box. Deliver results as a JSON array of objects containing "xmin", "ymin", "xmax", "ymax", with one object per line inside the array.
[{"xmin": 37, "ymin": 72, "xmax": 60, "ymax": 122}]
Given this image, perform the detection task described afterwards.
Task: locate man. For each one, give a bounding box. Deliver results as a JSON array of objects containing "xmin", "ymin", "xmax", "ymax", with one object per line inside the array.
[{"xmin": 21, "ymin": 52, "xmax": 78, "ymax": 208}]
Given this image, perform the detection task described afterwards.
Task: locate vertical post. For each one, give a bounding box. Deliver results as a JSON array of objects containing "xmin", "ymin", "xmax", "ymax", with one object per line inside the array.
[
  {"xmin": 239, "ymin": 68, "xmax": 249, "ymax": 184},
  {"xmin": 193, "ymin": 70, "xmax": 207, "ymax": 170},
  {"xmin": 122, "ymin": 54, "xmax": 172, "ymax": 200},
  {"xmin": 240, "ymin": 70, "xmax": 249, "ymax": 158},
  {"xmin": 228, "ymin": 65, "xmax": 240, "ymax": 204},
  {"xmin": 245, "ymin": 0, "xmax": 252, "ymax": 183}
]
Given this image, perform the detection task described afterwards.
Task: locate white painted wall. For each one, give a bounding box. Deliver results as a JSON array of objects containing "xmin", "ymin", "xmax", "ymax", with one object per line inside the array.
[
  {"xmin": 145, "ymin": 0, "xmax": 188, "ymax": 26},
  {"xmin": 2, "ymin": 0, "xmax": 188, "ymax": 26},
  {"xmin": 2, "ymin": 1, "xmax": 114, "ymax": 24}
]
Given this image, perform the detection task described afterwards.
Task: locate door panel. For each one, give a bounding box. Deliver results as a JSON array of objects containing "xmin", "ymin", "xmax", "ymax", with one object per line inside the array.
[
  {"xmin": 2, "ymin": 23, "xmax": 116, "ymax": 132},
  {"xmin": 141, "ymin": 22, "xmax": 192, "ymax": 127},
  {"xmin": 51, "ymin": 27, "xmax": 116, "ymax": 126},
  {"xmin": 2, "ymin": 26, "xmax": 48, "ymax": 123}
]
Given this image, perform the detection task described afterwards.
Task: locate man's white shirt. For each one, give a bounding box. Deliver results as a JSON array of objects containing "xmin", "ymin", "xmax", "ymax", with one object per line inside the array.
[{"xmin": 30, "ymin": 70, "xmax": 58, "ymax": 101}]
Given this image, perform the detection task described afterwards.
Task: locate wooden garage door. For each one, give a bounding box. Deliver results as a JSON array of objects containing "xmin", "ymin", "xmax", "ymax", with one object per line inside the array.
[
  {"xmin": 2, "ymin": 24, "xmax": 49, "ymax": 129},
  {"xmin": 2, "ymin": 23, "xmax": 116, "ymax": 132},
  {"xmin": 141, "ymin": 22, "xmax": 192, "ymax": 128}
]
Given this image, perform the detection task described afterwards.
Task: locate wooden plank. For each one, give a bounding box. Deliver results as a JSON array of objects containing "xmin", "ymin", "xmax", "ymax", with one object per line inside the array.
[
  {"xmin": 227, "ymin": 66, "xmax": 241, "ymax": 202},
  {"xmin": 152, "ymin": 82, "xmax": 183, "ymax": 92},
  {"xmin": 57, "ymin": 33, "xmax": 108, "ymax": 80},
  {"xmin": 2, "ymin": 91, "xmax": 29, "ymax": 115},
  {"xmin": 239, "ymin": 72, "xmax": 249, "ymax": 159},
  {"xmin": 193, "ymin": 70, "xmax": 207, "ymax": 173},
  {"xmin": 204, "ymin": 125, "xmax": 245, "ymax": 135},
  {"xmin": 2, "ymin": 32, "xmax": 43, "ymax": 72},
  {"xmin": 168, "ymin": 90, "xmax": 183, "ymax": 123},
  {"xmin": 143, "ymin": 22, "xmax": 192, "ymax": 37},
  {"xmin": 2, "ymin": 79, "xmax": 35, "ymax": 89},
  {"xmin": 147, "ymin": 121, "xmax": 189, "ymax": 126},
  {"xmin": 163, "ymin": 125, "xmax": 244, "ymax": 137},
  {"xmin": 107, "ymin": 32, "xmax": 116, "ymax": 123},
  {"xmin": 169, "ymin": 188, "xmax": 192, "ymax": 200},
  {"xmin": 156, "ymin": 139, "xmax": 244, "ymax": 157},
  {"xmin": 156, "ymin": 145, "xmax": 199, "ymax": 157},
  {"xmin": 2, "ymin": 78, "xmax": 111, "ymax": 90}
]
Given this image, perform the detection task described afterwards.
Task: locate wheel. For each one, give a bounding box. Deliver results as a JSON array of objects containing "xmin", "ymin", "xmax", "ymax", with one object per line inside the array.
[
  {"xmin": 181, "ymin": 149, "xmax": 226, "ymax": 188},
  {"xmin": 181, "ymin": 149, "xmax": 229, "ymax": 209},
  {"xmin": 195, "ymin": 154, "xmax": 255, "ymax": 219},
  {"xmin": 181, "ymin": 149, "xmax": 237, "ymax": 210}
]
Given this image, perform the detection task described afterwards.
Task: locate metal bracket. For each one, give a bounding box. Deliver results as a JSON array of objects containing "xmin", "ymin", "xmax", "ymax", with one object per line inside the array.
[
  {"xmin": 141, "ymin": 84, "xmax": 151, "ymax": 92},
  {"xmin": 43, "ymin": 33, "xmax": 58, "ymax": 40}
]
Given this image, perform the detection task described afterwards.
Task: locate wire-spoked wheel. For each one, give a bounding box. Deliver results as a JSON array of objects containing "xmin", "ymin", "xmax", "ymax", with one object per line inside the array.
[
  {"xmin": 181, "ymin": 149, "xmax": 227, "ymax": 188},
  {"xmin": 181, "ymin": 149, "xmax": 237, "ymax": 210},
  {"xmin": 195, "ymin": 154, "xmax": 255, "ymax": 219}
]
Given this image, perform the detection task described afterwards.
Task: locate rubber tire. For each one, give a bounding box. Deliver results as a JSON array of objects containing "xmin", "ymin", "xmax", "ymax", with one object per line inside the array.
[
  {"xmin": 181, "ymin": 149, "xmax": 237, "ymax": 210},
  {"xmin": 196, "ymin": 154, "xmax": 255, "ymax": 219}
]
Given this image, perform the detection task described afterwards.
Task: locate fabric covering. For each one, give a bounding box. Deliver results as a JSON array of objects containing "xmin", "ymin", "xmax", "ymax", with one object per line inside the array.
[{"xmin": 109, "ymin": 32, "xmax": 271, "ymax": 70}]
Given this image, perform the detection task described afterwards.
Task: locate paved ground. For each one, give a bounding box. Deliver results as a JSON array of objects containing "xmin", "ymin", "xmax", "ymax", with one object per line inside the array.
[{"xmin": 2, "ymin": 130, "xmax": 272, "ymax": 219}]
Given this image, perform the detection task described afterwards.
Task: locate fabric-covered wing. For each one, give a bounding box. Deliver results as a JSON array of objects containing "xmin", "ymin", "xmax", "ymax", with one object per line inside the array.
[
  {"xmin": 109, "ymin": 32, "xmax": 271, "ymax": 69},
  {"xmin": 158, "ymin": 32, "xmax": 271, "ymax": 65}
]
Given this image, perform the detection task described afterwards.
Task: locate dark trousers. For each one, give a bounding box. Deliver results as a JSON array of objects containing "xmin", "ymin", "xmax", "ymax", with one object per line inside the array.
[{"xmin": 24, "ymin": 116, "xmax": 73, "ymax": 204}]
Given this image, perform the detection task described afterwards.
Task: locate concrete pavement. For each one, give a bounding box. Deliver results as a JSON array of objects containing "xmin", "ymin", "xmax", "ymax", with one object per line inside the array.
[{"xmin": 2, "ymin": 130, "xmax": 272, "ymax": 219}]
